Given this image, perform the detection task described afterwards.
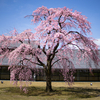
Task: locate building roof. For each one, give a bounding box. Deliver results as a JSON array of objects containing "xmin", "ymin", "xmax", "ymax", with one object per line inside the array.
[{"xmin": 0, "ymin": 49, "xmax": 100, "ymax": 69}]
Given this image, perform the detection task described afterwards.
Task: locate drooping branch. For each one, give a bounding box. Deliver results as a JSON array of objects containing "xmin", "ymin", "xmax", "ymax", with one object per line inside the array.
[
  {"xmin": 20, "ymin": 58, "xmax": 42, "ymax": 66},
  {"xmin": 0, "ymin": 47, "xmax": 16, "ymax": 54},
  {"xmin": 51, "ymin": 59, "xmax": 61, "ymax": 67},
  {"xmin": 52, "ymin": 57, "xmax": 74, "ymax": 68}
]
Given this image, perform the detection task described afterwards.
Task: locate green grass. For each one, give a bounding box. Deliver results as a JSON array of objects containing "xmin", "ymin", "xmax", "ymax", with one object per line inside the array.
[{"xmin": 0, "ymin": 81, "xmax": 100, "ymax": 100}]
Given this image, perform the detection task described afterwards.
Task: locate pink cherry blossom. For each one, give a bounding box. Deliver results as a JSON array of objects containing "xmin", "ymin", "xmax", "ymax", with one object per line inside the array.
[{"xmin": 0, "ymin": 6, "xmax": 99, "ymax": 92}]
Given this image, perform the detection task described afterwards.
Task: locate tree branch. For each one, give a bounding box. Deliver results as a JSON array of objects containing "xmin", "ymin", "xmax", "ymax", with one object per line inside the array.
[
  {"xmin": 19, "ymin": 40, "xmax": 23, "ymax": 43},
  {"xmin": 26, "ymin": 33, "xmax": 30, "ymax": 44},
  {"xmin": 21, "ymin": 58, "xmax": 42, "ymax": 66},
  {"xmin": 51, "ymin": 59, "xmax": 61, "ymax": 67},
  {"xmin": 58, "ymin": 14, "xmax": 63, "ymax": 29},
  {"xmin": 36, "ymin": 55, "xmax": 45, "ymax": 67}
]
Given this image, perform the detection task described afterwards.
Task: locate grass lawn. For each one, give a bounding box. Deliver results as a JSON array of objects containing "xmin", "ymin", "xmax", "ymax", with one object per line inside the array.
[{"xmin": 0, "ymin": 81, "xmax": 100, "ymax": 100}]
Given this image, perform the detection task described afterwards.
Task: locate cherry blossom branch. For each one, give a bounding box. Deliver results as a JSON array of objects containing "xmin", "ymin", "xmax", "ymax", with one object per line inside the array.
[
  {"xmin": 35, "ymin": 55, "xmax": 45, "ymax": 67},
  {"xmin": 42, "ymin": 46, "xmax": 46, "ymax": 55},
  {"xmin": 21, "ymin": 58, "xmax": 42, "ymax": 66},
  {"xmin": 26, "ymin": 33, "xmax": 30, "ymax": 44},
  {"xmin": 52, "ymin": 57, "xmax": 73, "ymax": 67},
  {"xmin": 19, "ymin": 40, "xmax": 23, "ymax": 43},
  {"xmin": 58, "ymin": 14, "xmax": 63, "ymax": 29}
]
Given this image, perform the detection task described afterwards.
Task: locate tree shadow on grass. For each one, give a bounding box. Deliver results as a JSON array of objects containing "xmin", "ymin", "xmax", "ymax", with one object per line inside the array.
[
  {"xmin": 58, "ymin": 87, "xmax": 100, "ymax": 98},
  {"xmin": 2, "ymin": 86, "xmax": 100, "ymax": 98}
]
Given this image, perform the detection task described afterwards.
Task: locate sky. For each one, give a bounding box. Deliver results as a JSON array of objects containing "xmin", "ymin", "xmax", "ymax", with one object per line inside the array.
[{"xmin": 0, "ymin": 0, "xmax": 100, "ymax": 47}]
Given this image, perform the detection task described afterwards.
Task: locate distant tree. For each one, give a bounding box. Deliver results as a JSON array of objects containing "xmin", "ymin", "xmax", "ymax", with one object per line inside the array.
[{"xmin": 0, "ymin": 6, "xmax": 99, "ymax": 92}]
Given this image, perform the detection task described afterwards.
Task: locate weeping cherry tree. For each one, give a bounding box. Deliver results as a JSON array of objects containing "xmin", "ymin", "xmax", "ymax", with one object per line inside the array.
[{"xmin": 0, "ymin": 6, "xmax": 99, "ymax": 92}]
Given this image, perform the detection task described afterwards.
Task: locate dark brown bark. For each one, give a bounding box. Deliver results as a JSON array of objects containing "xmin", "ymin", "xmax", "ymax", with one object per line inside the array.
[
  {"xmin": 46, "ymin": 72, "xmax": 52, "ymax": 92},
  {"xmin": 45, "ymin": 63, "xmax": 53, "ymax": 92}
]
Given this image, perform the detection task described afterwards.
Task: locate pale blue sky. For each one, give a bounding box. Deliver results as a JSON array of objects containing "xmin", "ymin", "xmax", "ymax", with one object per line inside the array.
[{"xmin": 0, "ymin": 0, "xmax": 100, "ymax": 43}]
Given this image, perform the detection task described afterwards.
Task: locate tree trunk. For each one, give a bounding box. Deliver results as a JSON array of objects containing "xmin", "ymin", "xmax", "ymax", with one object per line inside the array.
[
  {"xmin": 45, "ymin": 64, "xmax": 53, "ymax": 92},
  {"xmin": 46, "ymin": 72, "xmax": 52, "ymax": 92}
]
